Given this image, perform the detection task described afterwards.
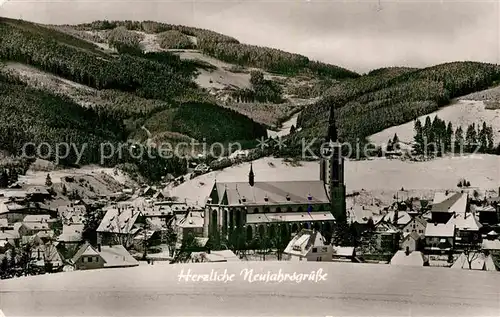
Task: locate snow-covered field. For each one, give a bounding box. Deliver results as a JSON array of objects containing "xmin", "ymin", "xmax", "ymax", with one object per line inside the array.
[
  {"xmin": 370, "ymin": 100, "xmax": 500, "ymax": 145},
  {"xmin": 267, "ymin": 112, "xmax": 299, "ymax": 138},
  {"xmin": 1, "ymin": 261, "xmax": 499, "ymax": 316},
  {"xmin": 19, "ymin": 164, "xmax": 133, "ymax": 187},
  {"xmin": 168, "ymin": 155, "xmax": 500, "ymax": 205}
]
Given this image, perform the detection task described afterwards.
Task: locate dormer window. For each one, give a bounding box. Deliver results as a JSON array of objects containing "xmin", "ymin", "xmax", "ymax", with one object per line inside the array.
[
  {"xmin": 264, "ymin": 194, "xmax": 269, "ymax": 202},
  {"xmin": 307, "ymin": 194, "xmax": 312, "ymax": 201},
  {"xmin": 286, "ymin": 194, "xmax": 291, "ymax": 201},
  {"xmin": 241, "ymin": 196, "xmax": 247, "ymax": 203}
]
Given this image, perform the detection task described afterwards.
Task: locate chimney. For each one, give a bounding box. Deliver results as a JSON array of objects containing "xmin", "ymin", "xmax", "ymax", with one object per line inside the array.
[{"xmin": 97, "ymin": 244, "xmax": 101, "ymax": 252}]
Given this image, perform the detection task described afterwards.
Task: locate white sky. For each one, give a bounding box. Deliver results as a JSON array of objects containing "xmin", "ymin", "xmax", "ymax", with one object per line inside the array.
[{"xmin": 0, "ymin": 0, "xmax": 499, "ymax": 73}]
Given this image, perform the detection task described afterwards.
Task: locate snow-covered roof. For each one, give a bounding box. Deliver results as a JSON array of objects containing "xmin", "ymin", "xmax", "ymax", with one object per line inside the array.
[
  {"xmin": 23, "ymin": 215, "xmax": 51, "ymax": 223},
  {"xmin": 380, "ymin": 210, "xmax": 412, "ymax": 226},
  {"xmin": 447, "ymin": 212, "xmax": 482, "ymax": 231},
  {"xmin": 97, "ymin": 206, "xmax": 140, "ymax": 234},
  {"xmin": 246, "ymin": 212, "xmax": 334, "ymax": 224},
  {"xmin": 451, "ymin": 252, "xmax": 497, "ymax": 271},
  {"xmin": 100, "ymin": 245, "xmax": 139, "ymax": 268},
  {"xmin": 482, "ymin": 240, "xmax": 500, "ymax": 251},
  {"xmin": 425, "ymin": 222, "xmax": 455, "ymax": 237},
  {"xmin": 332, "ymin": 246, "xmax": 354, "ymax": 257},
  {"xmin": 57, "ymin": 224, "xmax": 84, "ymax": 243},
  {"xmin": 390, "ymin": 251, "xmax": 425, "ymax": 267},
  {"xmin": 284, "ymin": 229, "xmax": 326, "ymax": 257},
  {"xmin": 431, "ymin": 192, "xmax": 467, "ymax": 214},
  {"xmin": 348, "ymin": 205, "xmax": 378, "ymax": 225},
  {"xmin": 177, "ymin": 211, "xmax": 204, "ymax": 229}
]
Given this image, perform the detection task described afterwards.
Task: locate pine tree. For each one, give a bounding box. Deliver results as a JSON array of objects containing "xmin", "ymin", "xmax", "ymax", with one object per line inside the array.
[
  {"xmin": 289, "ymin": 125, "xmax": 296, "ymax": 134},
  {"xmin": 413, "ymin": 119, "xmax": 424, "ymax": 154},
  {"xmin": 0, "ymin": 170, "xmax": 8, "ymax": 188},
  {"xmin": 478, "ymin": 121, "xmax": 488, "ymax": 153},
  {"xmin": 455, "ymin": 126, "xmax": 464, "ymax": 152},
  {"xmin": 423, "ymin": 116, "xmax": 432, "ymax": 143},
  {"xmin": 465, "ymin": 123, "xmax": 477, "ymax": 153},
  {"xmin": 445, "ymin": 122, "xmax": 453, "ymax": 152},
  {"xmin": 486, "ymin": 126, "xmax": 494, "ymax": 151},
  {"xmin": 45, "ymin": 174, "xmax": 53, "ymax": 187},
  {"xmin": 392, "ymin": 133, "xmax": 400, "ymax": 150}
]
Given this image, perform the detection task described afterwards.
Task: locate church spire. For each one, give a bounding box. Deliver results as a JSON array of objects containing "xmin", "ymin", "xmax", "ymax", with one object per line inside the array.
[
  {"xmin": 248, "ymin": 162, "xmax": 255, "ymax": 187},
  {"xmin": 327, "ymin": 105, "xmax": 338, "ymax": 142}
]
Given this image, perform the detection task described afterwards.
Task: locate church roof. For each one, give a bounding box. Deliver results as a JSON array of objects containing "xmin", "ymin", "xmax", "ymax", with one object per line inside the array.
[{"xmin": 213, "ymin": 181, "xmax": 329, "ymax": 206}]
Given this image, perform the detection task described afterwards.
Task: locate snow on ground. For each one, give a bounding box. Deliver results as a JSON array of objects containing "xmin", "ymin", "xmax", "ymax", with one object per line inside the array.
[
  {"xmin": 1, "ymin": 261, "xmax": 500, "ymax": 316},
  {"xmin": 21, "ymin": 164, "xmax": 134, "ymax": 187},
  {"xmin": 134, "ymin": 31, "xmax": 163, "ymax": 53},
  {"xmin": 3, "ymin": 62, "xmax": 94, "ymax": 93},
  {"xmin": 267, "ymin": 112, "xmax": 299, "ymax": 138},
  {"xmin": 173, "ymin": 49, "xmax": 252, "ymax": 90},
  {"xmin": 370, "ymin": 100, "xmax": 500, "ymax": 146},
  {"xmin": 168, "ymin": 154, "xmax": 500, "ymax": 205},
  {"xmin": 460, "ymin": 85, "xmax": 500, "ymax": 102}
]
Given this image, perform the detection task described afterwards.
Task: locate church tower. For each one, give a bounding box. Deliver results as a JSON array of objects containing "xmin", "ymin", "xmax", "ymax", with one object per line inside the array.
[{"xmin": 320, "ymin": 106, "xmax": 346, "ymax": 223}]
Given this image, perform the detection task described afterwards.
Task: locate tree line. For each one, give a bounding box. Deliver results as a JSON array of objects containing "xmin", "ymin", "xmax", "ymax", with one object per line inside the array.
[{"xmin": 413, "ymin": 116, "xmax": 496, "ymax": 155}]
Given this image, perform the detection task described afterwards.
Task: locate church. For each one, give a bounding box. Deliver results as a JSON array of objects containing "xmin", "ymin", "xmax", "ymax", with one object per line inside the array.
[{"xmin": 203, "ymin": 107, "xmax": 346, "ymax": 244}]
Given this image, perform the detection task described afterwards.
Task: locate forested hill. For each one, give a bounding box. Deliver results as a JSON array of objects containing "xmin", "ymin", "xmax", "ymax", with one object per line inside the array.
[
  {"xmin": 0, "ymin": 17, "xmax": 360, "ymax": 180},
  {"xmin": 294, "ymin": 63, "xmax": 500, "ymax": 152},
  {"xmin": 71, "ymin": 20, "xmax": 360, "ymax": 79}
]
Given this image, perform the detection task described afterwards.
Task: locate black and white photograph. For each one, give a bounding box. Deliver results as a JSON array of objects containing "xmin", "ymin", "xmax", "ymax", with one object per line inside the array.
[{"xmin": 0, "ymin": 0, "xmax": 500, "ymax": 316}]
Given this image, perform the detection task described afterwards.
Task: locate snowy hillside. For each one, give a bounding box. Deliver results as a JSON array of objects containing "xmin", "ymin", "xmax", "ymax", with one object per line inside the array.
[
  {"xmin": 369, "ymin": 100, "xmax": 500, "ymax": 146},
  {"xmin": 1, "ymin": 261, "xmax": 499, "ymax": 316}
]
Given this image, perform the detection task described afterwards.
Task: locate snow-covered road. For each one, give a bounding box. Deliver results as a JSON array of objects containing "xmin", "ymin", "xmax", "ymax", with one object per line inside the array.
[{"xmin": 1, "ymin": 261, "xmax": 499, "ymax": 316}]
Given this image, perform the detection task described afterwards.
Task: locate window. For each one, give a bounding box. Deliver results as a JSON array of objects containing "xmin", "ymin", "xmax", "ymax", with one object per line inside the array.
[
  {"xmin": 264, "ymin": 207, "xmax": 270, "ymax": 213},
  {"xmin": 317, "ymin": 257, "xmax": 322, "ymax": 261},
  {"xmin": 276, "ymin": 207, "xmax": 282, "ymax": 213},
  {"xmin": 253, "ymin": 208, "xmax": 259, "ymax": 214},
  {"xmin": 312, "ymin": 247, "xmax": 318, "ymax": 253},
  {"xmin": 88, "ymin": 256, "xmax": 92, "ymax": 263},
  {"xmin": 419, "ymin": 230, "xmax": 423, "ymax": 234},
  {"xmin": 321, "ymin": 247, "xmax": 328, "ymax": 253}
]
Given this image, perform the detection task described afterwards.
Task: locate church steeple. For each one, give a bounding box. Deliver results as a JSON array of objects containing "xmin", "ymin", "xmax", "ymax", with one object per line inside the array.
[
  {"xmin": 320, "ymin": 105, "xmax": 346, "ymax": 224},
  {"xmin": 249, "ymin": 162, "xmax": 255, "ymax": 187},
  {"xmin": 327, "ymin": 104, "xmax": 338, "ymax": 143}
]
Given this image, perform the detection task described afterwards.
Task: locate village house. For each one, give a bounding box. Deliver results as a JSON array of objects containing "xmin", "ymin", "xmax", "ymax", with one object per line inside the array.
[
  {"xmin": 283, "ymin": 229, "xmax": 332, "ymax": 262},
  {"xmin": 402, "ymin": 215, "xmax": 427, "ymax": 237},
  {"xmin": 379, "ymin": 210, "xmax": 412, "ymax": 229},
  {"xmin": 190, "ymin": 250, "xmax": 240, "ymax": 263},
  {"xmin": 373, "ymin": 221, "xmax": 400, "ymax": 253},
  {"xmin": 348, "ymin": 204, "xmax": 380, "ymax": 236},
  {"xmin": 390, "ymin": 250, "xmax": 426, "ymax": 267},
  {"xmin": 429, "ymin": 192, "xmax": 468, "ymax": 224},
  {"xmin": 18, "ymin": 215, "xmax": 55, "ymax": 239},
  {"xmin": 424, "ymin": 222, "xmax": 455, "ymax": 254},
  {"xmin": 447, "ymin": 211, "xmax": 482, "ymax": 250},
  {"xmin": 400, "ymin": 231, "xmax": 422, "ymax": 252},
  {"xmin": 96, "ymin": 204, "xmax": 141, "ymax": 248},
  {"xmin": 332, "ymin": 246, "xmax": 357, "ymax": 262},
  {"xmin": 26, "ymin": 186, "xmax": 52, "ymax": 202},
  {"xmin": 57, "ymin": 223, "xmax": 84, "ymax": 245},
  {"xmin": 30, "ymin": 243, "xmax": 64, "ymax": 271},
  {"xmin": 71, "ymin": 242, "xmax": 139, "ymax": 270},
  {"xmin": 482, "ymin": 231, "xmax": 500, "ymax": 253},
  {"xmin": 475, "ymin": 205, "xmax": 499, "ymax": 225}
]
